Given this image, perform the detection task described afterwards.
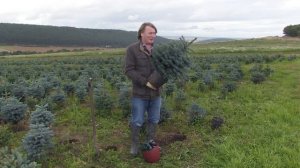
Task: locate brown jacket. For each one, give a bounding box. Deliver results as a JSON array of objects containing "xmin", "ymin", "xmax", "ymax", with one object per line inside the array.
[{"xmin": 125, "ymin": 41, "xmax": 163, "ymax": 99}]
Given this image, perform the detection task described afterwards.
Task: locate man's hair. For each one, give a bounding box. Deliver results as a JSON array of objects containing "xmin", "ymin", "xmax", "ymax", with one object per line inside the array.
[{"xmin": 137, "ymin": 22, "xmax": 157, "ymax": 40}]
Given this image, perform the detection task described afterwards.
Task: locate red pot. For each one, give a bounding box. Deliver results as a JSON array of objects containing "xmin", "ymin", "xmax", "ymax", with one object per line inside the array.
[{"xmin": 142, "ymin": 146, "xmax": 160, "ymax": 163}]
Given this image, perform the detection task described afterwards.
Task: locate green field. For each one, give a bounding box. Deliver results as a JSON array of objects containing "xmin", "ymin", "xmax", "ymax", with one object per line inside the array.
[
  {"xmin": 0, "ymin": 38, "xmax": 300, "ymax": 167},
  {"xmin": 192, "ymin": 37, "xmax": 300, "ymax": 55}
]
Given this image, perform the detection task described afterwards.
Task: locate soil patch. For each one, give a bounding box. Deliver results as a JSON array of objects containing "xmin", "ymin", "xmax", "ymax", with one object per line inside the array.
[{"xmin": 156, "ymin": 132, "xmax": 187, "ymax": 146}]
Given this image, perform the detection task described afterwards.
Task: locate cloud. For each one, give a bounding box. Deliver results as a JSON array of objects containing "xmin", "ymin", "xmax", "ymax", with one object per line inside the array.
[
  {"xmin": 128, "ymin": 15, "xmax": 140, "ymax": 21},
  {"xmin": 0, "ymin": 0, "xmax": 300, "ymax": 38},
  {"xmin": 202, "ymin": 27, "xmax": 215, "ymax": 32}
]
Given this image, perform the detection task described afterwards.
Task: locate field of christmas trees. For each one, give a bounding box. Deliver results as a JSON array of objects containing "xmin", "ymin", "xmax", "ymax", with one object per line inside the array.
[{"xmin": 1, "ymin": 37, "xmax": 300, "ymax": 167}]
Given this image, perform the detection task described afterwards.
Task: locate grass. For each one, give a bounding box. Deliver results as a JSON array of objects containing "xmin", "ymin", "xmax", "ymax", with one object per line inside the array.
[
  {"xmin": 192, "ymin": 38, "xmax": 300, "ymax": 55},
  {"xmin": 200, "ymin": 59, "xmax": 300, "ymax": 168},
  {"xmin": 1, "ymin": 38, "xmax": 300, "ymax": 167},
  {"xmin": 37, "ymin": 59, "xmax": 299, "ymax": 168}
]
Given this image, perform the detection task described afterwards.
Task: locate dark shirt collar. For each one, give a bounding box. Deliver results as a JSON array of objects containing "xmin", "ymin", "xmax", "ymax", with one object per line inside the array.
[{"xmin": 139, "ymin": 41, "xmax": 153, "ymax": 56}]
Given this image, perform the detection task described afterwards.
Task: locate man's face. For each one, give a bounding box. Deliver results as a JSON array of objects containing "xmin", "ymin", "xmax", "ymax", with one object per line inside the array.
[{"xmin": 141, "ymin": 26, "xmax": 157, "ymax": 45}]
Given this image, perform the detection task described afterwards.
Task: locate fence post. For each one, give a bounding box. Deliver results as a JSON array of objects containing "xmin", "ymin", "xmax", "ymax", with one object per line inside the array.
[{"xmin": 88, "ymin": 78, "xmax": 99, "ymax": 156}]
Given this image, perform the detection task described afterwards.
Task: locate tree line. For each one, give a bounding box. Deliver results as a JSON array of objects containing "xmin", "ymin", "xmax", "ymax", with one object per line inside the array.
[
  {"xmin": 0, "ymin": 23, "xmax": 170, "ymax": 47},
  {"xmin": 283, "ymin": 24, "xmax": 300, "ymax": 37}
]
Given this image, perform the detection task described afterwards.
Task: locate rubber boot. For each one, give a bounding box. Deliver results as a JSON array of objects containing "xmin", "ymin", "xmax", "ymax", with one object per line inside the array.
[
  {"xmin": 146, "ymin": 122, "xmax": 157, "ymax": 143},
  {"xmin": 130, "ymin": 124, "xmax": 140, "ymax": 156}
]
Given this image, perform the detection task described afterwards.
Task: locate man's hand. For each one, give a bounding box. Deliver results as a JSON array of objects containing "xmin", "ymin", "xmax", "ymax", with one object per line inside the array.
[{"xmin": 146, "ymin": 82, "xmax": 157, "ymax": 90}]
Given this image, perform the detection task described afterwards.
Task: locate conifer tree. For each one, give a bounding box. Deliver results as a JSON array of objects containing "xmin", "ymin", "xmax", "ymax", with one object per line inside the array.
[
  {"xmin": 0, "ymin": 147, "xmax": 38, "ymax": 167},
  {"xmin": 30, "ymin": 105, "xmax": 54, "ymax": 127},
  {"xmin": 118, "ymin": 84, "xmax": 131, "ymax": 118},
  {"xmin": 22, "ymin": 124, "xmax": 54, "ymax": 161},
  {"xmin": 159, "ymin": 98, "xmax": 171, "ymax": 123},
  {"xmin": 0, "ymin": 97, "xmax": 27, "ymax": 124},
  {"xmin": 94, "ymin": 84, "xmax": 113, "ymax": 116},
  {"xmin": 188, "ymin": 103, "xmax": 206, "ymax": 124},
  {"xmin": 149, "ymin": 37, "xmax": 196, "ymax": 87}
]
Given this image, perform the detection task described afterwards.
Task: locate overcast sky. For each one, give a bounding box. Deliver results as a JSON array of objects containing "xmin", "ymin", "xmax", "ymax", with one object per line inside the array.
[{"xmin": 1, "ymin": 0, "xmax": 299, "ymax": 38}]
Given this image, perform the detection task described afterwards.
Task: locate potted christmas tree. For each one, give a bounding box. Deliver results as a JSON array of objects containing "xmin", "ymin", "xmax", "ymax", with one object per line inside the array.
[{"xmin": 141, "ymin": 140, "xmax": 160, "ymax": 163}]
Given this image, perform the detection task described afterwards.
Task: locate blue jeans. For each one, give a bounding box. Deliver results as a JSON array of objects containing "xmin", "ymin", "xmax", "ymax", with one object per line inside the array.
[{"xmin": 131, "ymin": 97, "xmax": 161, "ymax": 127}]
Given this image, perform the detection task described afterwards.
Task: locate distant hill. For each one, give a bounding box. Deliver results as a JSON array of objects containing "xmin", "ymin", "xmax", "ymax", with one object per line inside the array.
[
  {"xmin": 0, "ymin": 23, "xmax": 170, "ymax": 47},
  {"xmin": 197, "ymin": 38, "xmax": 238, "ymax": 43},
  {"xmin": 163, "ymin": 36, "xmax": 240, "ymax": 43}
]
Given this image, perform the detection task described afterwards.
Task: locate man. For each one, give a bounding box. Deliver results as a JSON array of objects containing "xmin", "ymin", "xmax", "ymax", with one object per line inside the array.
[{"xmin": 124, "ymin": 22, "xmax": 165, "ymax": 156}]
